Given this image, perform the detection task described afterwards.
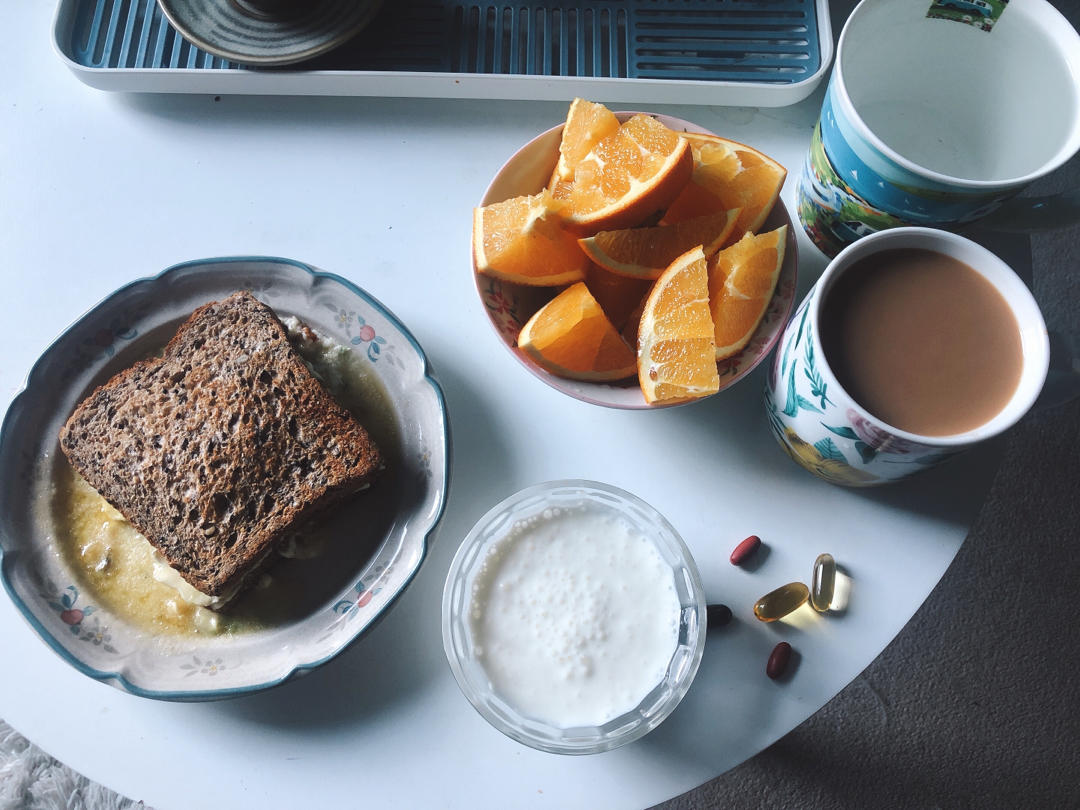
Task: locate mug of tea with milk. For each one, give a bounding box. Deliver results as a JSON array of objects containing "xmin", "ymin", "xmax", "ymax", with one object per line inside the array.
[
  {"xmin": 764, "ymin": 228, "xmax": 1049, "ymax": 486},
  {"xmin": 797, "ymin": 0, "xmax": 1080, "ymax": 257}
]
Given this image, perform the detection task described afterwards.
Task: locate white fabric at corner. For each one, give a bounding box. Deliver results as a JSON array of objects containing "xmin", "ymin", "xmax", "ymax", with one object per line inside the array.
[{"xmin": 0, "ymin": 720, "xmax": 146, "ymax": 810}]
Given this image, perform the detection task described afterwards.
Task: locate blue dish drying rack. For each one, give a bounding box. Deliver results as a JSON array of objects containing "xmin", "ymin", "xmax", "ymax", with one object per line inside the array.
[{"xmin": 53, "ymin": 0, "xmax": 832, "ymax": 105}]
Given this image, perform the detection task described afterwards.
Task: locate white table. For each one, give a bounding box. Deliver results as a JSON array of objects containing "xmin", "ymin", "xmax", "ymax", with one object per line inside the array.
[{"xmin": 0, "ymin": 3, "xmax": 1005, "ymax": 807}]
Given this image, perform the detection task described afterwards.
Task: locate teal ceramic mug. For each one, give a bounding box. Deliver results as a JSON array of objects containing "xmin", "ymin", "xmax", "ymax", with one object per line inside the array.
[
  {"xmin": 798, "ymin": 0, "xmax": 1080, "ymax": 257},
  {"xmin": 764, "ymin": 228, "xmax": 1050, "ymax": 486}
]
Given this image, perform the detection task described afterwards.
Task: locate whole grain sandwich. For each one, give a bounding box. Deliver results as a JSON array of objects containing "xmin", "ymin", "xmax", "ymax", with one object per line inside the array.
[{"xmin": 59, "ymin": 291, "xmax": 382, "ymax": 609}]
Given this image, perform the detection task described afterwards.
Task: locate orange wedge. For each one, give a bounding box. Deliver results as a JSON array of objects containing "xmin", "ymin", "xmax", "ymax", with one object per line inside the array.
[
  {"xmin": 517, "ymin": 281, "xmax": 637, "ymax": 381},
  {"xmin": 637, "ymin": 246, "xmax": 720, "ymax": 404},
  {"xmin": 584, "ymin": 262, "xmax": 653, "ymax": 333},
  {"xmin": 577, "ymin": 208, "xmax": 740, "ymax": 281},
  {"xmin": 549, "ymin": 98, "xmax": 621, "ymax": 188},
  {"xmin": 661, "ymin": 132, "xmax": 786, "ymax": 240},
  {"xmin": 708, "ymin": 226, "xmax": 787, "ymax": 359},
  {"xmin": 473, "ymin": 190, "xmax": 588, "ymax": 286},
  {"xmin": 562, "ymin": 114, "xmax": 694, "ymax": 232}
]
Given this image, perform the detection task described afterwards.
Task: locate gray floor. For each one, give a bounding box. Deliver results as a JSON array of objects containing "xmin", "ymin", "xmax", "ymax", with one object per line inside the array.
[{"xmin": 654, "ymin": 2, "xmax": 1080, "ymax": 807}]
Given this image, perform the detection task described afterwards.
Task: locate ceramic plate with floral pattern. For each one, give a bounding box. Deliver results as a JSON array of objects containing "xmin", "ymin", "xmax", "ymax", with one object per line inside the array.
[
  {"xmin": 0, "ymin": 257, "xmax": 449, "ymax": 700},
  {"xmin": 475, "ymin": 113, "xmax": 799, "ymax": 409}
]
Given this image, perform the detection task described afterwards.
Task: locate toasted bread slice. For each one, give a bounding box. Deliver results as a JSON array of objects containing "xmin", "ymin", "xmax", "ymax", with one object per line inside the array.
[{"xmin": 59, "ymin": 291, "xmax": 381, "ymax": 605}]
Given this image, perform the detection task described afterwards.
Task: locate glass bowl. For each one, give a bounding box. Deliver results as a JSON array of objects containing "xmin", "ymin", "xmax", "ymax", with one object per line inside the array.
[{"xmin": 442, "ymin": 480, "xmax": 706, "ymax": 754}]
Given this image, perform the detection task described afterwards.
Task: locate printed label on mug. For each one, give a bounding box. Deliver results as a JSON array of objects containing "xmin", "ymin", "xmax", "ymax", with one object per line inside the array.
[
  {"xmin": 797, "ymin": 123, "xmax": 910, "ymax": 258},
  {"xmin": 926, "ymin": 0, "xmax": 1009, "ymax": 32}
]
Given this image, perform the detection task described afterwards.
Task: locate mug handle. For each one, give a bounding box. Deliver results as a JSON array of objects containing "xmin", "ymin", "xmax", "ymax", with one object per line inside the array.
[{"xmin": 979, "ymin": 191, "xmax": 1080, "ymax": 231}]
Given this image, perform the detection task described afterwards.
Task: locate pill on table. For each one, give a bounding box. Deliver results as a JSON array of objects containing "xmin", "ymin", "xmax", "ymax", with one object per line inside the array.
[
  {"xmin": 810, "ymin": 553, "xmax": 837, "ymax": 613},
  {"xmin": 706, "ymin": 603, "xmax": 732, "ymax": 629},
  {"xmin": 767, "ymin": 641, "xmax": 792, "ymax": 679},
  {"xmin": 729, "ymin": 534, "xmax": 761, "ymax": 565},
  {"xmin": 753, "ymin": 581, "xmax": 809, "ymax": 622}
]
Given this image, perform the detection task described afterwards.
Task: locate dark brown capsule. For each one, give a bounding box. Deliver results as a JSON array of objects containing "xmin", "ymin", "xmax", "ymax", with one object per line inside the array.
[
  {"xmin": 729, "ymin": 534, "xmax": 761, "ymax": 566},
  {"xmin": 706, "ymin": 603, "xmax": 732, "ymax": 629},
  {"xmin": 766, "ymin": 641, "xmax": 792, "ymax": 679}
]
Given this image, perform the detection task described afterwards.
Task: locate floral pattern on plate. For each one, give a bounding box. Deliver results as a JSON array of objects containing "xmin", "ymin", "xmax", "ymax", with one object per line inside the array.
[{"xmin": 41, "ymin": 584, "xmax": 119, "ymax": 654}]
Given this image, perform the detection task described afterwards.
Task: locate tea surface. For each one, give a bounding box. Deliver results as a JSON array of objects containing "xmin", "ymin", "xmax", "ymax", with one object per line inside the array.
[{"xmin": 820, "ymin": 248, "xmax": 1022, "ymax": 436}]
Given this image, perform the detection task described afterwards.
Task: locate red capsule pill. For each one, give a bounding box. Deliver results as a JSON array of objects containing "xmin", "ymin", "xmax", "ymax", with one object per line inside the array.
[
  {"xmin": 766, "ymin": 642, "xmax": 792, "ymax": 680},
  {"xmin": 729, "ymin": 534, "xmax": 761, "ymax": 566}
]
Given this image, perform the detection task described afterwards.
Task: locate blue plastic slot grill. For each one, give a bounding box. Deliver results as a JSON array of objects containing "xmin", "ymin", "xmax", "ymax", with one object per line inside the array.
[{"xmin": 65, "ymin": 0, "xmax": 822, "ymax": 84}]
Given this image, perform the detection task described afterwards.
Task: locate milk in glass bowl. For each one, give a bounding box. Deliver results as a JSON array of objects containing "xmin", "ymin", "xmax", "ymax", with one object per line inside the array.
[{"xmin": 441, "ymin": 480, "xmax": 706, "ymax": 754}]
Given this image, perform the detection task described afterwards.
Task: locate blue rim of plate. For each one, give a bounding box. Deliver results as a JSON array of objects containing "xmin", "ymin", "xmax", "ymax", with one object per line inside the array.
[{"xmin": 0, "ymin": 256, "xmax": 451, "ymax": 701}]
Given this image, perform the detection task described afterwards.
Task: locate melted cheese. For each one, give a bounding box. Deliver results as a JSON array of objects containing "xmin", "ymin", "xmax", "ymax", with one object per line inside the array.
[{"xmin": 53, "ymin": 317, "xmax": 396, "ymax": 638}]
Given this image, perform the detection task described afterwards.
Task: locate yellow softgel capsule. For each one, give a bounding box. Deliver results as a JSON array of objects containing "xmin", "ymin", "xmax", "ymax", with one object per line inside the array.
[
  {"xmin": 810, "ymin": 553, "xmax": 837, "ymax": 612},
  {"xmin": 753, "ymin": 582, "xmax": 809, "ymax": 622}
]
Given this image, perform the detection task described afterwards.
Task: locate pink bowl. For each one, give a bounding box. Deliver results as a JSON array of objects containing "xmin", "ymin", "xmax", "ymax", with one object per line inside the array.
[{"xmin": 473, "ymin": 113, "xmax": 799, "ymax": 410}]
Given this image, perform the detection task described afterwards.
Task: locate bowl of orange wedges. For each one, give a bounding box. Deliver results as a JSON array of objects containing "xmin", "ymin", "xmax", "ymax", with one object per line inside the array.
[{"xmin": 473, "ymin": 98, "xmax": 798, "ymax": 409}]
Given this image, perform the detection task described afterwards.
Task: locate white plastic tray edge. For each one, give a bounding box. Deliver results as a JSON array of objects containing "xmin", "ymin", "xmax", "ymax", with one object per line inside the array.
[{"xmin": 52, "ymin": 0, "xmax": 834, "ymax": 106}]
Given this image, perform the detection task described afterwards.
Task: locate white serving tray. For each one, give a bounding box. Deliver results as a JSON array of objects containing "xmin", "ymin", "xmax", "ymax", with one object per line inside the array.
[{"xmin": 53, "ymin": 0, "xmax": 833, "ymax": 106}]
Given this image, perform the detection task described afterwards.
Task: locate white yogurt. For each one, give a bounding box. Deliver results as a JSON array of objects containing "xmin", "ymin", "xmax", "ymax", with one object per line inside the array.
[{"xmin": 469, "ymin": 504, "xmax": 681, "ymax": 728}]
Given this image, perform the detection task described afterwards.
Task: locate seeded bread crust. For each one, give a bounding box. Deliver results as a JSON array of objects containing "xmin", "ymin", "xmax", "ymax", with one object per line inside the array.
[{"xmin": 59, "ymin": 291, "xmax": 381, "ymax": 603}]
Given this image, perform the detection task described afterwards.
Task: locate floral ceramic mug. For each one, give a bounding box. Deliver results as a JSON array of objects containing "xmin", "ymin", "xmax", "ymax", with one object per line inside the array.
[
  {"xmin": 764, "ymin": 228, "xmax": 1049, "ymax": 486},
  {"xmin": 797, "ymin": 0, "xmax": 1080, "ymax": 257}
]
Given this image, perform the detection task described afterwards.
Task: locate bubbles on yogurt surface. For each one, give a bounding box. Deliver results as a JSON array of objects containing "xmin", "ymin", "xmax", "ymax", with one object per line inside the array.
[{"xmin": 467, "ymin": 501, "xmax": 680, "ymax": 728}]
